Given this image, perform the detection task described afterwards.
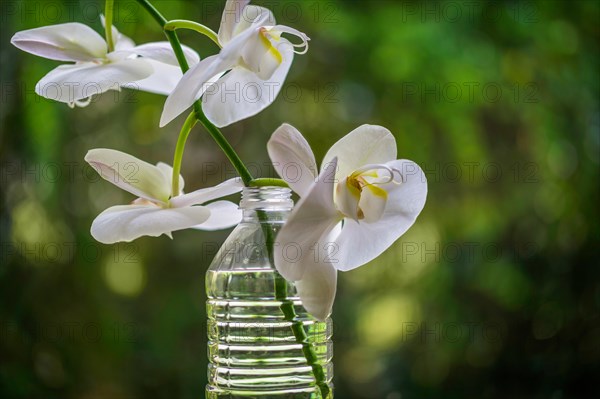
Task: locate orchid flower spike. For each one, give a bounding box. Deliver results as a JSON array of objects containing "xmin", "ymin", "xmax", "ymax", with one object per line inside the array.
[
  {"xmin": 267, "ymin": 124, "xmax": 428, "ymax": 320},
  {"xmin": 85, "ymin": 149, "xmax": 243, "ymax": 244},
  {"xmin": 11, "ymin": 18, "xmax": 199, "ymax": 107},
  {"xmin": 160, "ymin": 0, "xmax": 310, "ymax": 127}
]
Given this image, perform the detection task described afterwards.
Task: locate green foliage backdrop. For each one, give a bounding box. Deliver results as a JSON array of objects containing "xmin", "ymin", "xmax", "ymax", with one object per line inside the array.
[{"xmin": 1, "ymin": 0, "xmax": 599, "ymax": 398}]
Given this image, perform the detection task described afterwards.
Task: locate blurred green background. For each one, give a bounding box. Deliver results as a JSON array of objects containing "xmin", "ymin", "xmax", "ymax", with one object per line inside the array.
[{"xmin": 1, "ymin": 0, "xmax": 599, "ymax": 398}]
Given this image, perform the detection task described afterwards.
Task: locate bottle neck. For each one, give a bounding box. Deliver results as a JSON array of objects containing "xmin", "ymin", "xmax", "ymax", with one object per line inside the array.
[{"xmin": 240, "ymin": 187, "xmax": 293, "ymax": 223}]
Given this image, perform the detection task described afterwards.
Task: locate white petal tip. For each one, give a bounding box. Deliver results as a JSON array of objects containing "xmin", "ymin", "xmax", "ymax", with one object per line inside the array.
[
  {"xmin": 159, "ymin": 107, "xmax": 180, "ymax": 127},
  {"xmin": 211, "ymin": 119, "xmax": 227, "ymax": 128},
  {"xmin": 90, "ymin": 229, "xmax": 120, "ymax": 245},
  {"xmin": 305, "ymin": 305, "xmax": 330, "ymax": 322},
  {"xmin": 312, "ymin": 314, "xmax": 328, "ymax": 322},
  {"xmin": 158, "ymin": 115, "xmax": 169, "ymax": 128}
]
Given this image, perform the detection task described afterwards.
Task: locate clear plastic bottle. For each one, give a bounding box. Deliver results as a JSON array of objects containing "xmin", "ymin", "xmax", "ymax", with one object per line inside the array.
[{"xmin": 206, "ymin": 187, "xmax": 333, "ymax": 398}]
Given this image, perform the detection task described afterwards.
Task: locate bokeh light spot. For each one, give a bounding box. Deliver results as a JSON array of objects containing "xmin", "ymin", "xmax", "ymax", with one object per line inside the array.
[
  {"xmin": 103, "ymin": 256, "xmax": 146, "ymax": 297},
  {"xmin": 358, "ymin": 295, "xmax": 421, "ymax": 350}
]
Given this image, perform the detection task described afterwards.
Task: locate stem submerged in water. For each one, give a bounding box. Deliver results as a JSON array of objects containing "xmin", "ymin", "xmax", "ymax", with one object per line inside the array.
[
  {"xmin": 260, "ymin": 211, "xmax": 332, "ymax": 398},
  {"xmin": 273, "ymin": 277, "xmax": 332, "ymax": 398}
]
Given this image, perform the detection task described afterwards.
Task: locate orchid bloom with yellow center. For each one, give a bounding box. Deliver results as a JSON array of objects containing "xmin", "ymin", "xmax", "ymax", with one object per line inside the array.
[
  {"xmin": 85, "ymin": 149, "xmax": 243, "ymax": 244},
  {"xmin": 267, "ymin": 124, "xmax": 428, "ymax": 320},
  {"xmin": 160, "ymin": 0, "xmax": 309, "ymax": 128},
  {"xmin": 11, "ymin": 17, "xmax": 199, "ymax": 107}
]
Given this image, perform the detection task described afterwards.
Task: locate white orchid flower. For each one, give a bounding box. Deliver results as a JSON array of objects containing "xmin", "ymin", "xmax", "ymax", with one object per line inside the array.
[
  {"xmin": 160, "ymin": 0, "xmax": 309, "ymax": 127},
  {"xmin": 85, "ymin": 149, "xmax": 243, "ymax": 244},
  {"xmin": 267, "ymin": 124, "xmax": 428, "ymax": 320},
  {"xmin": 11, "ymin": 18, "xmax": 200, "ymax": 107}
]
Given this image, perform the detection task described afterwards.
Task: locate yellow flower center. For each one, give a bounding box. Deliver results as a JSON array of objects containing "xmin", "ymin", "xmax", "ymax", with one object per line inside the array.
[
  {"xmin": 340, "ymin": 169, "xmax": 390, "ymax": 222},
  {"xmin": 259, "ymin": 27, "xmax": 282, "ymax": 64}
]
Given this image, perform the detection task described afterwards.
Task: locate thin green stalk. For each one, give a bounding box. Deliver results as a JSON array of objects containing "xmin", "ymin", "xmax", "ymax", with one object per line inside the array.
[
  {"xmin": 104, "ymin": 0, "xmax": 115, "ymax": 52},
  {"xmin": 171, "ymin": 112, "xmax": 197, "ymax": 197},
  {"xmin": 164, "ymin": 20, "xmax": 221, "ymax": 47}
]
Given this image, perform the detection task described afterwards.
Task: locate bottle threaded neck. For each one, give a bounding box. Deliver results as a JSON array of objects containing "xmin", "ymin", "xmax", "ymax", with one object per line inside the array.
[{"xmin": 240, "ymin": 187, "xmax": 293, "ymax": 211}]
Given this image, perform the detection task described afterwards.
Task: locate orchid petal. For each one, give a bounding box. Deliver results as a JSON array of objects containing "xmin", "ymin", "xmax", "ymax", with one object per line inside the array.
[
  {"xmin": 85, "ymin": 149, "xmax": 170, "ymax": 204},
  {"xmin": 160, "ymin": 23, "xmax": 260, "ymax": 126},
  {"xmin": 240, "ymin": 30, "xmax": 284, "ymax": 80},
  {"xmin": 129, "ymin": 42, "xmax": 200, "ymax": 66},
  {"xmin": 192, "ymin": 200, "xmax": 242, "ymax": 231},
  {"xmin": 267, "ymin": 124, "xmax": 318, "ymax": 197},
  {"xmin": 294, "ymin": 260, "xmax": 337, "ymax": 321},
  {"xmin": 11, "ymin": 23, "xmax": 107, "ymax": 62},
  {"xmin": 123, "ymin": 60, "xmax": 184, "ymax": 95},
  {"xmin": 169, "ymin": 178, "xmax": 243, "ymax": 208},
  {"xmin": 159, "ymin": 55, "xmax": 230, "ymax": 127},
  {"xmin": 90, "ymin": 204, "xmax": 210, "ymax": 244},
  {"xmin": 257, "ymin": 40, "xmax": 284, "ymax": 80},
  {"xmin": 35, "ymin": 58, "xmax": 153, "ymax": 103},
  {"xmin": 203, "ymin": 41, "xmax": 293, "ymax": 127},
  {"xmin": 231, "ymin": 5, "xmax": 277, "ymax": 38},
  {"xmin": 323, "ymin": 125, "xmax": 397, "ymax": 180},
  {"xmin": 358, "ymin": 182, "xmax": 388, "ymax": 223},
  {"xmin": 156, "ymin": 162, "xmax": 185, "ymax": 196},
  {"xmin": 240, "ymin": 32, "xmax": 273, "ymax": 77},
  {"xmin": 114, "ymin": 30, "xmax": 135, "ymax": 51},
  {"xmin": 100, "ymin": 14, "xmax": 135, "ymax": 50},
  {"xmin": 332, "ymin": 160, "xmax": 428, "ymax": 271},
  {"xmin": 218, "ymin": 0, "xmax": 251, "ymax": 45},
  {"xmin": 335, "ymin": 176, "xmax": 361, "ymax": 220},
  {"xmin": 160, "ymin": 14, "xmax": 280, "ymax": 127},
  {"xmin": 273, "ymin": 158, "xmax": 340, "ymax": 282}
]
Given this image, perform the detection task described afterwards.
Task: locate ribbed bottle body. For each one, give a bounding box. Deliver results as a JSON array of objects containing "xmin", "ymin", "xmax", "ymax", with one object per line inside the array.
[{"xmin": 206, "ymin": 188, "xmax": 333, "ymax": 398}]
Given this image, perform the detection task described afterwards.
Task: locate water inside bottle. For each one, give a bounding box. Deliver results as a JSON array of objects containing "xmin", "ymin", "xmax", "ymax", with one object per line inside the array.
[{"xmin": 206, "ymin": 268, "xmax": 333, "ymax": 398}]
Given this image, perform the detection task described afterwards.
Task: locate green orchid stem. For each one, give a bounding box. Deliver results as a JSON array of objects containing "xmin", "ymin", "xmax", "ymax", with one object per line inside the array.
[
  {"xmin": 164, "ymin": 20, "xmax": 221, "ymax": 47},
  {"xmin": 194, "ymin": 109, "xmax": 254, "ymax": 185},
  {"xmin": 274, "ymin": 278, "xmax": 331, "ymax": 399},
  {"xmin": 135, "ymin": 0, "xmax": 253, "ymax": 186},
  {"xmin": 134, "ymin": 1, "xmax": 329, "ymax": 396},
  {"xmin": 249, "ymin": 178, "xmax": 289, "ymax": 188},
  {"xmin": 135, "ymin": 0, "xmax": 167, "ymax": 25},
  {"xmin": 104, "ymin": 0, "xmax": 115, "ymax": 52},
  {"xmin": 171, "ymin": 112, "xmax": 197, "ymax": 196},
  {"xmin": 260, "ymin": 214, "xmax": 331, "ymax": 399}
]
